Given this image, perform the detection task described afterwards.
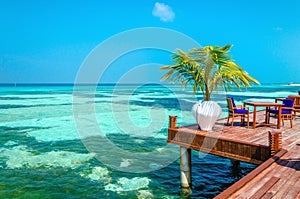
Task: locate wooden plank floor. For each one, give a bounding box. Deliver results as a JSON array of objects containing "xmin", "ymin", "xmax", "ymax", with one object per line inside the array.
[
  {"xmin": 202, "ymin": 111, "xmax": 300, "ymax": 198},
  {"xmin": 173, "ymin": 110, "xmax": 300, "ymax": 198},
  {"xmin": 181, "ymin": 111, "xmax": 300, "ymax": 151}
]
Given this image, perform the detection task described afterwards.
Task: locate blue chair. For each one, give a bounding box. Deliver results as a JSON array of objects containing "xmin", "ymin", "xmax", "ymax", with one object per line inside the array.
[
  {"xmin": 267, "ymin": 98, "xmax": 295, "ymax": 128},
  {"xmin": 226, "ymin": 97, "xmax": 250, "ymax": 127}
]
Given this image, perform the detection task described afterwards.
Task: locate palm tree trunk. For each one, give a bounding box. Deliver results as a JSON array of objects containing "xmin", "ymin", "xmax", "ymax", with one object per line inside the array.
[{"xmin": 204, "ymin": 84, "xmax": 210, "ymax": 101}]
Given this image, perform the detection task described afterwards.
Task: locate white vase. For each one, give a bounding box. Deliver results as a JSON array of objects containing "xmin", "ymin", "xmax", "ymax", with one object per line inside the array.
[{"xmin": 192, "ymin": 101, "xmax": 222, "ymax": 131}]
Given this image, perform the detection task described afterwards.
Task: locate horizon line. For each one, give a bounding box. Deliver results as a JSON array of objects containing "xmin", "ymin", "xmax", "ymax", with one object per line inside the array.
[{"xmin": 0, "ymin": 82, "xmax": 293, "ymax": 87}]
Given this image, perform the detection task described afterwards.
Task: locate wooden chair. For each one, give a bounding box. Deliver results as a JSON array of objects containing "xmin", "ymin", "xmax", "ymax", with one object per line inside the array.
[
  {"xmin": 287, "ymin": 96, "xmax": 300, "ymax": 117},
  {"xmin": 267, "ymin": 98, "xmax": 295, "ymax": 128},
  {"xmin": 226, "ymin": 97, "xmax": 250, "ymax": 127}
]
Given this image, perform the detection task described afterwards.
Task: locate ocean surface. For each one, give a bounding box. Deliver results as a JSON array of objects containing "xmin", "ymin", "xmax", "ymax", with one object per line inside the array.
[{"xmin": 0, "ymin": 84, "xmax": 299, "ymax": 199}]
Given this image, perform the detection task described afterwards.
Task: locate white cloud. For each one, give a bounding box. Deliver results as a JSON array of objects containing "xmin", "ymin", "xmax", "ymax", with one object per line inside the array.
[{"xmin": 152, "ymin": 2, "xmax": 175, "ymax": 22}]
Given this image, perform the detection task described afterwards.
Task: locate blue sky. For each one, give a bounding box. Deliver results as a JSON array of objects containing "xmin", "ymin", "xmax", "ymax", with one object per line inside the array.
[{"xmin": 0, "ymin": 0, "xmax": 299, "ymax": 84}]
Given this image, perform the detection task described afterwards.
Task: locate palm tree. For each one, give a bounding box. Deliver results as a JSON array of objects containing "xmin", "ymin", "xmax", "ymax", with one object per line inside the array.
[{"xmin": 160, "ymin": 44, "xmax": 260, "ymax": 101}]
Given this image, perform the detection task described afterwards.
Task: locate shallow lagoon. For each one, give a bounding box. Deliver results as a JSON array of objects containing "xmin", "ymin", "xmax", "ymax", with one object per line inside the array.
[{"xmin": 0, "ymin": 84, "xmax": 298, "ymax": 198}]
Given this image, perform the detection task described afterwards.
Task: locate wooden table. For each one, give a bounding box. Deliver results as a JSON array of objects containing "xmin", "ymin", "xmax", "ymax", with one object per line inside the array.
[{"xmin": 243, "ymin": 102, "xmax": 283, "ymax": 129}]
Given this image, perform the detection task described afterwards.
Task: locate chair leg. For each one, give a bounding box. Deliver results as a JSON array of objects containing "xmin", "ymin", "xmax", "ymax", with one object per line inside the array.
[
  {"xmin": 241, "ymin": 115, "xmax": 245, "ymax": 126},
  {"xmin": 290, "ymin": 116, "xmax": 293, "ymax": 128},
  {"xmin": 231, "ymin": 116, "xmax": 234, "ymax": 127},
  {"xmin": 247, "ymin": 114, "xmax": 249, "ymax": 128},
  {"xmin": 227, "ymin": 116, "xmax": 230, "ymax": 125}
]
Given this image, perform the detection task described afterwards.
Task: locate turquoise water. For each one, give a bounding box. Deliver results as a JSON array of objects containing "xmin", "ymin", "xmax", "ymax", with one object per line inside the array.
[{"xmin": 0, "ymin": 84, "xmax": 299, "ymax": 198}]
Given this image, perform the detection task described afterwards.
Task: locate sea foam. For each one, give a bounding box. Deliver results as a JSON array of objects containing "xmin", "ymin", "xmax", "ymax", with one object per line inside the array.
[
  {"xmin": 0, "ymin": 145, "xmax": 94, "ymax": 169},
  {"xmin": 79, "ymin": 166, "xmax": 112, "ymax": 183},
  {"xmin": 105, "ymin": 177, "xmax": 151, "ymax": 192}
]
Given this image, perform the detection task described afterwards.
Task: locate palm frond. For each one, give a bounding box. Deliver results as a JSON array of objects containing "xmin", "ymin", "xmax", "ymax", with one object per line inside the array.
[{"xmin": 160, "ymin": 45, "xmax": 260, "ymax": 100}]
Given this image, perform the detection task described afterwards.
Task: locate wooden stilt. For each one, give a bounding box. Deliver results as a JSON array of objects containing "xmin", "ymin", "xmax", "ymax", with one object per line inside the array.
[
  {"xmin": 169, "ymin": 116, "xmax": 192, "ymax": 194},
  {"xmin": 230, "ymin": 159, "xmax": 241, "ymax": 177},
  {"xmin": 180, "ymin": 147, "xmax": 192, "ymax": 195},
  {"xmin": 230, "ymin": 159, "xmax": 241, "ymax": 169}
]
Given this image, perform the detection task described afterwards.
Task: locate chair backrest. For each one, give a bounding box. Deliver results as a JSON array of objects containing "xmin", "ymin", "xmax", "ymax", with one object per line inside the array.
[
  {"xmin": 226, "ymin": 98, "xmax": 234, "ymax": 111},
  {"xmin": 228, "ymin": 97, "xmax": 236, "ymax": 107},
  {"xmin": 283, "ymin": 98, "xmax": 294, "ymax": 107},
  {"xmin": 283, "ymin": 98, "xmax": 295, "ymax": 114},
  {"xmin": 288, "ymin": 96, "xmax": 300, "ymax": 106}
]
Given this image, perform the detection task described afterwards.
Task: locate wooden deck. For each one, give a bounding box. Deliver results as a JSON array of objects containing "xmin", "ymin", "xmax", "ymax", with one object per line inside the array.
[{"xmin": 167, "ymin": 111, "xmax": 300, "ymax": 198}]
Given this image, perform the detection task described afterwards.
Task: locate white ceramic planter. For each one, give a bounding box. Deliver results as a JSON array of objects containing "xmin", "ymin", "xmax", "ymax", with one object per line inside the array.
[{"xmin": 192, "ymin": 101, "xmax": 222, "ymax": 131}]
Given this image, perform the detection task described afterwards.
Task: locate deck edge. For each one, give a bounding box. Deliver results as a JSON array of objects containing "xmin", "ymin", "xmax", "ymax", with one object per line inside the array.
[{"xmin": 214, "ymin": 149, "xmax": 288, "ymax": 199}]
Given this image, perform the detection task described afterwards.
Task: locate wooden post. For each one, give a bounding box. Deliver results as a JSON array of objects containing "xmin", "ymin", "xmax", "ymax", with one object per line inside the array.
[
  {"xmin": 180, "ymin": 147, "xmax": 192, "ymax": 195},
  {"xmin": 169, "ymin": 116, "xmax": 177, "ymax": 128},
  {"xmin": 268, "ymin": 130, "xmax": 282, "ymax": 156},
  {"xmin": 230, "ymin": 159, "xmax": 240, "ymax": 169},
  {"xmin": 169, "ymin": 116, "xmax": 191, "ymax": 195},
  {"xmin": 230, "ymin": 159, "xmax": 241, "ymax": 177}
]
